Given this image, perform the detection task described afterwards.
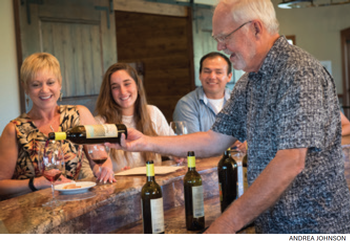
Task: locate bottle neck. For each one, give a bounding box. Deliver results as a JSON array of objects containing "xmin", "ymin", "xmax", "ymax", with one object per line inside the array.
[
  {"xmin": 50, "ymin": 132, "xmax": 66, "ymax": 141},
  {"xmin": 187, "ymin": 156, "xmax": 196, "ymax": 170},
  {"xmin": 147, "ymin": 176, "xmax": 156, "ymax": 182},
  {"xmin": 146, "ymin": 162, "xmax": 155, "ymax": 181},
  {"xmin": 187, "ymin": 167, "xmax": 196, "ymax": 172}
]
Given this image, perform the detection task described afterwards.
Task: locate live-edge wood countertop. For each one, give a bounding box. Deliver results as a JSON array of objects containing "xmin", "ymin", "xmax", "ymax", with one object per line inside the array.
[
  {"xmin": 1, "ymin": 136, "xmax": 350, "ymax": 234},
  {"xmin": 0, "ymin": 156, "xmax": 221, "ymax": 234}
]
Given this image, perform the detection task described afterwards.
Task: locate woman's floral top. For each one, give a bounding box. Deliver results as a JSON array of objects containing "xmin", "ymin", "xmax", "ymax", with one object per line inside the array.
[{"xmin": 11, "ymin": 105, "xmax": 83, "ymax": 180}]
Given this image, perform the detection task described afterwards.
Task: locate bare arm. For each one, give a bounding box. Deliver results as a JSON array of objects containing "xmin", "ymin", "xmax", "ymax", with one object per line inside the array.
[
  {"xmin": 340, "ymin": 112, "xmax": 350, "ymax": 136},
  {"xmin": 77, "ymin": 105, "xmax": 115, "ymax": 183},
  {"xmin": 0, "ymin": 123, "xmax": 52, "ymax": 197},
  {"xmin": 107, "ymin": 128, "xmax": 237, "ymax": 158},
  {"xmin": 204, "ymin": 148, "xmax": 306, "ymax": 233}
]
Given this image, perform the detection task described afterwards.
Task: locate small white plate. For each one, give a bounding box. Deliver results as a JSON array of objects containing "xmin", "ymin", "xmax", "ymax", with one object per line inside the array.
[{"xmin": 55, "ymin": 181, "xmax": 96, "ymax": 195}]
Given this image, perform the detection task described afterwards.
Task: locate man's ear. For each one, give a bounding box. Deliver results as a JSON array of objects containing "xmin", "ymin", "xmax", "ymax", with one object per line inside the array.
[
  {"xmin": 252, "ymin": 20, "xmax": 263, "ymax": 38},
  {"xmin": 226, "ymin": 72, "xmax": 233, "ymax": 83}
]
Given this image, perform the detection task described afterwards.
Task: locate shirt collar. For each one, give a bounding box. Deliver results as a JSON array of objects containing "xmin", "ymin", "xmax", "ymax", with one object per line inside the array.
[
  {"xmin": 248, "ymin": 36, "xmax": 288, "ymax": 82},
  {"xmin": 198, "ymin": 86, "xmax": 231, "ymax": 104},
  {"xmin": 198, "ymin": 87, "xmax": 209, "ymax": 105}
]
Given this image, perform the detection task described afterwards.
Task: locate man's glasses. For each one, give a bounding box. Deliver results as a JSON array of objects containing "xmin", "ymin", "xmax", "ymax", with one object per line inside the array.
[{"xmin": 212, "ymin": 21, "xmax": 252, "ymax": 43}]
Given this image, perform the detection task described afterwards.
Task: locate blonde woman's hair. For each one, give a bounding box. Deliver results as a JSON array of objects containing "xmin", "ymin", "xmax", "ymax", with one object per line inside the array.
[
  {"xmin": 219, "ymin": 0, "xmax": 279, "ymax": 35},
  {"xmin": 20, "ymin": 52, "xmax": 62, "ymax": 90},
  {"xmin": 95, "ymin": 63, "xmax": 158, "ymax": 165}
]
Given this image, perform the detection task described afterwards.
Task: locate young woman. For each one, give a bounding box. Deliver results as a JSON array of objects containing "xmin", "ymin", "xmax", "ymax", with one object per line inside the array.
[{"xmin": 95, "ymin": 63, "xmax": 179, "ymax": 172}]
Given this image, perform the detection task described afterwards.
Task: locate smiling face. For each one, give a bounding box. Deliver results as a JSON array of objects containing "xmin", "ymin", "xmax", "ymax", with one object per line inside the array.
[
  {"xmin": 110, "ymin": 70, "xmax": 138, "ymax": 116},
  {"xmin": 212, "ymin": 3, "xmax": 257, "ymax": 72},
  {"xmin": 26, "ymin": 69, "xmax": 62, "ymax": 110},
  {"xmin": 199, "ymin": 56, "xmax": 232, "ymax": 99}
]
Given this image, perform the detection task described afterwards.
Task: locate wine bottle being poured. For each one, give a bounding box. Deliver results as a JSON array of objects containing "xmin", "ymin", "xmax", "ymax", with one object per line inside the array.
[{"xmin": 48, "ymin": 124, "xmax": 127, "ymax": 145}]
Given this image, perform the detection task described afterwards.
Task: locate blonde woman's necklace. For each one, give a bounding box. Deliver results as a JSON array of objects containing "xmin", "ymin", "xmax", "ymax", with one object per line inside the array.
[{"xmin": 32, "ymin": 121, "xmax": 55, "ymax": 132}]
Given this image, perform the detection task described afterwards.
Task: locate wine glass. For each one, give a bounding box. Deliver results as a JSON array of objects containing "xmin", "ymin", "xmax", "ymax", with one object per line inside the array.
[
  {"xmin": 169, "ymin": 121, "xmax": 188, "ymax": 136},
  {"xmin": 169, "ymin": 121, "xmax": 188, "ymax": 165},
  {"xmin": 40, "ymin": 140, "xmax": 65, "ymax": 207},
  {"xmin": 87, "ymin": 144, "xmax": 110, "ymax": 177},
  {"xmin": 230, "ymin": 146, "xmax": 245, "ymax": 198}
]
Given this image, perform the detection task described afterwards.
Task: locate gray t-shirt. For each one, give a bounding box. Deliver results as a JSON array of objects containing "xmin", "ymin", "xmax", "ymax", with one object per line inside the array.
[{"xmin": 212, "ymin": 36, "xmax": 350, "ymax": 233}]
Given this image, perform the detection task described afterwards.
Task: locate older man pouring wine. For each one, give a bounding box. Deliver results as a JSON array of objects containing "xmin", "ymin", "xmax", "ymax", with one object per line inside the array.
[{"xmin": 107, "ymin": 0, "xmax": 350, "ymax": 234}]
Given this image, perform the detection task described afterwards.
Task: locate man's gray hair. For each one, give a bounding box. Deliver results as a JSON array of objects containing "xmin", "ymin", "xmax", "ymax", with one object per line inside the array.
[{"xmin": 218, "ymin": 0, "xmax": 280, "ymax": 35}]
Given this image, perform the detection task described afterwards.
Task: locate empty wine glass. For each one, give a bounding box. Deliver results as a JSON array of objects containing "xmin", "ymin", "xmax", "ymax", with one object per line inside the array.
[
  {"xmin": 40, "ymin": 140, "xmax": 65, "ymax": 207},
  {"xmin": 87, "ymin": 144, "xmax": 110, "ymax": 176},
  {"xmin": 169, "ymin": 121, "xmax": 188, "ymax": 166},
  {"xmin": 230, "ymin": 147, "xmax": 245, "ymax": 198},
  {"xmin": 170, "ymin": 121, "xmax": 188, "ymax": 136}
]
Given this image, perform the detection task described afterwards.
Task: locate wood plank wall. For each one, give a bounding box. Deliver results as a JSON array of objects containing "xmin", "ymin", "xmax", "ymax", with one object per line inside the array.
[{"xmin": 115, "ymin": 10, "xmax": 195, "ymax": 123}]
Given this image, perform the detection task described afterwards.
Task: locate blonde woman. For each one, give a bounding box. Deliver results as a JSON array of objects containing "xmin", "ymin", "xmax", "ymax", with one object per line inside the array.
[
  {"xmin": 95, "ymin": 63, "xmax": 180, "ymax": 172},
  {"xmin": 0, "ymin": 53, "xmax": 114, "ymax": 200}
]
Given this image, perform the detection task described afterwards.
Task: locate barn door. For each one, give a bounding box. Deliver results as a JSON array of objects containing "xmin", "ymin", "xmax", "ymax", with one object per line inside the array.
[
  {"xmin": 115, "ymin": 10, "xmax": 195, "ymax": 123},
  {"xmin": 15, "ymin": 0, "xmax": 116, "ymax": 114}
]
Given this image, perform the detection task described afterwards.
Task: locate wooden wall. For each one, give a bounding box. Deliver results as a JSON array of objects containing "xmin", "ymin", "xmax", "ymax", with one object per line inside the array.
[
  {"xmin": 15, "ymin": 0, "xmax": 116, "ymax": 113},
  {"xmin": 115, "ymin": 10, "xmax": 195, "ymax": 122}
]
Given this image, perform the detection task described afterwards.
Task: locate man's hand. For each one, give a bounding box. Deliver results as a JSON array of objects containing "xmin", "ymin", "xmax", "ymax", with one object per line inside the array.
[
  {"xmin": 106, "ymin": 128, "xmax": 146, "ymax": 152},
  {"xmin": 232, "ymin": 140, "xmax": 247, "ymax": 153}
]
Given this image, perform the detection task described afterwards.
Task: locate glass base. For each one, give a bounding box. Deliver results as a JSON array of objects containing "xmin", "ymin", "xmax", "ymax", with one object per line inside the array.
[
  {"xmin": 42, "ymin": 199, "xmax": 64, "ymax": 208},
  {"xmin": 56, "ymin": 191, "xmax": 96, "ymax": 201}
]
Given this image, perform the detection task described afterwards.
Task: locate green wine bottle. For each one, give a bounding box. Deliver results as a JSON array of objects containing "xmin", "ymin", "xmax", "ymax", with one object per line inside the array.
[
  {"xmin": 141, "ymin": 160, "xmax": 165, "ymax": 234},
  {"xmin": 184, "ymin": 151, "xmax": 205, "ymax": 230},
  {"xmin": 218, "ymin": 148, "xmax": 238, "ymax": 213},
  {"xmin": 48, "ymin": 124, "xmax": 127, "ymax": 144},
  {"xmin": 242, "ymin": 149, "xmax": 248, "ymax": 193}
]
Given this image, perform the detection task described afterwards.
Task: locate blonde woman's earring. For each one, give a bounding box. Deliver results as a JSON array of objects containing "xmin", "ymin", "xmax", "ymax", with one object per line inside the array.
[{"xmin": 60, "ymin": 92, "xmax": 63, "ymax": 102}]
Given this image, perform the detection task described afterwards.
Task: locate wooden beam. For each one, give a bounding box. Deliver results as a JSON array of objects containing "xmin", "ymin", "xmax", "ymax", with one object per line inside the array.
[{"xmin": 113, "ymin": 0, "xmax": 188, "ymax": 17}]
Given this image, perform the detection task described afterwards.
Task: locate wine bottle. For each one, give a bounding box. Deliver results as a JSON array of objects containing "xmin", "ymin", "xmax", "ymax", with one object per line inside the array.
[
  {"xmin": 217, "ymin": 148, "xmax": 237, "ymax": 213},
  {"xmin": 141, "ymin": 160, "xmax": 165, "ymax": 234},
  {"xmin": 184, "ymin": 151, "xmax": 205, "ymax": 231},
  {"xmin": 48, "ymin": 124, "xmax": 127, "ymax": 144},
  {"xmin": 242, "ymin": 146, "xmax": 249, "ymax": 193}
]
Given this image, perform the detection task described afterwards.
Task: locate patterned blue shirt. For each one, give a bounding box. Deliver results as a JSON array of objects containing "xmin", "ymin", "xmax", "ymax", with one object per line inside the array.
[
  {"xmin": 173, "ymin": 86, "xmax": 231, "ymax": 133},
  {"xmin": 212, "ymin": 36, "xmax": 350, "ymax": 233}
]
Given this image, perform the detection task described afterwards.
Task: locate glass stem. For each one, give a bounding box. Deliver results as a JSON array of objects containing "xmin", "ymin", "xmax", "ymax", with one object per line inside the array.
[{"xmin": 51, "ymin": 183, "xmax": 56, "ymax": 200}]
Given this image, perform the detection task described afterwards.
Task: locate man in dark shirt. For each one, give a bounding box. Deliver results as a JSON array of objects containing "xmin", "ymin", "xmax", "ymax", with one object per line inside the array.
[{"xmin": 108, "ymin": 0, "xmax": 350, "ymax": 233}]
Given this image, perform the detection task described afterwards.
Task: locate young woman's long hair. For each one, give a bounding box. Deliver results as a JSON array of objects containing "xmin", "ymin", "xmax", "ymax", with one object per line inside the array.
[{"xmin": 95, "ymin": 63, "xmax": 157, "ymax": 164}]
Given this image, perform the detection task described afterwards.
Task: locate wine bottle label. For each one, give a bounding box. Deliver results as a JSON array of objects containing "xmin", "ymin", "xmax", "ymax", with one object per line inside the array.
[
  {"xmin": 84, "ymin": 124, "xmax": 118, "ymax": 139},
  {"xmin": 237, "ymin": 161, "xmax": 244, "ymax": 197},
  {"xmin": 187, "ymin": 156, "xmax": 196, "ymax": 168},
  {"xmin": 146, "ymin": 163, "xmax": 155, "ymax": 176},
  {"xmin": 192, "ymin": 185, "xmax": 204, "ymax": 218},
  {"xmin": 150, "ymin": 197, "xmax": 165, "ymax": 233}
]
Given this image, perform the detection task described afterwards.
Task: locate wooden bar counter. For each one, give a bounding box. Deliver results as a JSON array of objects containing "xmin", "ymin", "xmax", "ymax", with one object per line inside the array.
[
  {"xmin": 1, "ymin": 136, "xmax": 350, "ymax": 234},
  {"xmin": 0, "ymin": 156, "xmax": 223, "ymax": 234}
]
